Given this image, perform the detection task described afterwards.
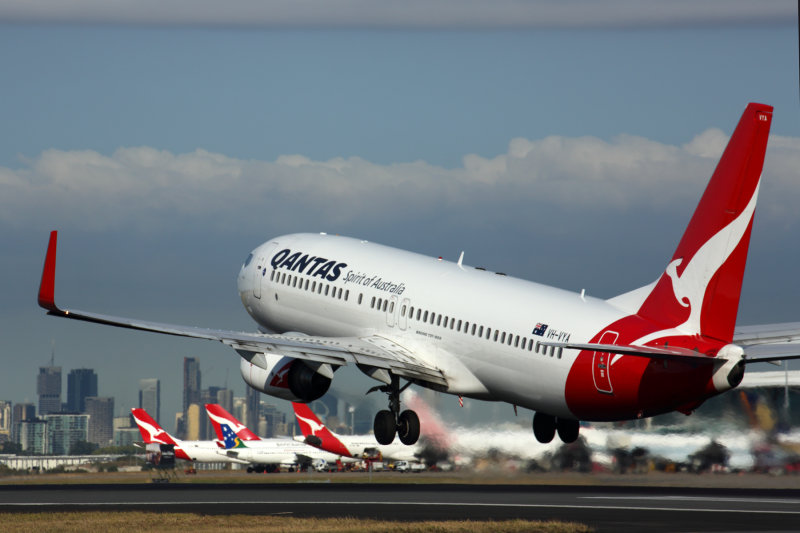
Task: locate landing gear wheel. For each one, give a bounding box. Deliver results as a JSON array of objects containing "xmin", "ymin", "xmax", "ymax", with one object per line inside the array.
[
  {"xmin": 533, "ymin": 412, "xmax": 556, "ymax": 443},
  {"xmin": 397, "ymin": 410, "xmax": 420, "ymax": 445},
  {"xmin": 556, "ymin": 418, "xmax": 580, "ymax": 443},
  {"xmin": 374, "ymin": 409, "xmax": 396, "ymax": 445}
]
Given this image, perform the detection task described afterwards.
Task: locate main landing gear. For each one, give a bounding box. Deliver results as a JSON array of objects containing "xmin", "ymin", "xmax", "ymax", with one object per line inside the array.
[
  {"xmin": 369, "ymin": 375, "xmax": 420, "ymax": 445},
  {"xmin": 533, "ymin": 412, "xmax": 580, "ymax": 444}
]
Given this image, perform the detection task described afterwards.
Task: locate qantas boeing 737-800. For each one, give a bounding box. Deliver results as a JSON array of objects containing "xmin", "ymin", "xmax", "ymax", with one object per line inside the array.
[{"xmin": 38, "ymin": 103, "xmax": 800, "ymax": 446}]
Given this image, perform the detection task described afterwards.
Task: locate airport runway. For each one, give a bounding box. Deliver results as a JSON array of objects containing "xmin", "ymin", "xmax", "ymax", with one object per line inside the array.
[{"xmin": 1, "ymin": 483, "xmax": 799, "ymax": 532}]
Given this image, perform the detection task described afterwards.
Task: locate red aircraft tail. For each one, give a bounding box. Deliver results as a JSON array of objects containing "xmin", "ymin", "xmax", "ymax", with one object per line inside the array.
[
  {"xmin": 636, "ymin": 103, "xmax": 772, "ymax": 342},
  {"xmin": 204, "ymin": 403, "xmax": 261, "ymax": 441},
  {"xmin": 292, "ymin": 402, "xmax": 352, "ymax": 458}
]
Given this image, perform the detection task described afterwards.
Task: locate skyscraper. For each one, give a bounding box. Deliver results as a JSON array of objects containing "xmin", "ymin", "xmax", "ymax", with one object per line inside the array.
[
  {"xmin": 245, "ymin": 384, "xmax": 260, "ymax": 433},
  {"xmin": 85, "ymin": 396, "xmax": 114, "ymax": 446},
  {"xmin": 45, "ymin": 413, "xmax": 88, "ymax": 455},
  {"xmin": 182, "ymin": 357, "xmax": 201, "ymax": 413},
  {"xmin": 37, "ymin": 365, "xmax": 62, "ymax": 415},
  {"xmin": 181, "ymin": 357, "xmax": 201, "ymax": 439},
  {"xmin": 66, "ymin": 368, "xmax": 98, "ymax": 412},
  {"xmin": 138, "ymin": 378, "xmax": 160, "ymax": 422},
  {"xmin": 0, "ymin": 401, "xmax": 11, "ymax": 444},
  {"xmin": 11, "ymin": 403, "xmax": 35, "ymax": 442},
  {"xmin": 216, "ymin": 388, "xmax": 233, "ymax": 413}
]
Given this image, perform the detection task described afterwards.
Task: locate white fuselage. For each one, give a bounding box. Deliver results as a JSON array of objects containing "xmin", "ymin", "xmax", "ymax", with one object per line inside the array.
[
  {"xmin": 223, "ymin": 438, "xmax": 347, "ymax": 465},
  {"xmin": 237, "ymin": 233, "xmax": 628, "ymax": 419},
  {"xmin": 171, "ymin": 439, "xmax": 245, "ymax": 463}
]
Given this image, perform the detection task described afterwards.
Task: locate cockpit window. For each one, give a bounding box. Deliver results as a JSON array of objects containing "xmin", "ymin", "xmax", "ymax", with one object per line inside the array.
[{"xmin": 243, "ymin": 253, "xmax": 253, "ymax": 268}]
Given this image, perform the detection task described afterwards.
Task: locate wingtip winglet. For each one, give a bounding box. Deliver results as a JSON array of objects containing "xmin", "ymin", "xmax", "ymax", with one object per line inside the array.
[{"xmin": 38, "ymin": 230, "xmax": 59, "ymax": 312}]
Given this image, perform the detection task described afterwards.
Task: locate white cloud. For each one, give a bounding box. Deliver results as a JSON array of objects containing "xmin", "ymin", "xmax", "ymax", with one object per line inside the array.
[
  {"xmin": 3, "ymin": 130, "xmax": 799, "ymax": 235},
  {"xmin": 0, "ymin": 0, "xmax": 793, "ymax": 29}
]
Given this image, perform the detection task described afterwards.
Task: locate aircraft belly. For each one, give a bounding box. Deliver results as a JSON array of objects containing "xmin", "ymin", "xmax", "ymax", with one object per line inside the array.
[{"xmin": 461, "ymin": 348, "xmax": 573, "ymax": 418}]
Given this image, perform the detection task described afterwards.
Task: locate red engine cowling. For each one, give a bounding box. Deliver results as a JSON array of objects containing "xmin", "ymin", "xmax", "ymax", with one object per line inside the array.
[{"xmin": 239, "ymin": 353, "xmax": 331, "ymax": 403}]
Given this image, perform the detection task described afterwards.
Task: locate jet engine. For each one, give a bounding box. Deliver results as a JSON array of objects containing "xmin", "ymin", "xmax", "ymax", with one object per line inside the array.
[{"xmin": 239, "ymin": 352, "xmax": 332, "ymax": 402}]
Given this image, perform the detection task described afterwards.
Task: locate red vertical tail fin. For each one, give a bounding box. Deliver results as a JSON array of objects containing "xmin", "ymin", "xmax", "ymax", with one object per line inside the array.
[
  {"xmin": 636, "ymin": 103, "xmax": 772, "ymax": 343},
  {"xmin": 292, "ymin": 402, "xmax": 352, "ymax": 458},
  {"xmin": 131, "ymin": 408, "xmax": 177, "ymax": 445},
  {"xmin": 204, "ymin": 403, "xmax": 261, "ymax": 441}
]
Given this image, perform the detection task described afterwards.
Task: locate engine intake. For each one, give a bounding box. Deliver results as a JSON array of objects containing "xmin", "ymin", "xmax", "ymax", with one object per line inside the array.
[{"xmin": 239, "ymin": 353, "xmax": 331, "ymax": 403}]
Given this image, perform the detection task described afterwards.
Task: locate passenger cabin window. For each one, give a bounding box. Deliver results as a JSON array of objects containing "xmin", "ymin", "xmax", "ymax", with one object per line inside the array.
[{"xmin": 358, "ymin": 293, "xmax": 363, "ymax": 305}]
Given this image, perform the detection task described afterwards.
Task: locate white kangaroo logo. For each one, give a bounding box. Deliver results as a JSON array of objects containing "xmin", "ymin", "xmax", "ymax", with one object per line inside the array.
[
  {"xmin": 133, "ymin": 415, "xmax": 170, "ymax": 444},
  {"xmin": 296, "ymin": 413, "xmax": 326, "ymax": 436},
  {"xmin": 615, "ymin": 181, "xmax": 760, "ymax": 364}
]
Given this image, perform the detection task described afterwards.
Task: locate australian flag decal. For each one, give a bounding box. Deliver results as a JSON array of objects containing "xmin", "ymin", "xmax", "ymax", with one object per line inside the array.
[{"xmin": 533, "ymin": 323, "xmax": 548, "ymax": 336}]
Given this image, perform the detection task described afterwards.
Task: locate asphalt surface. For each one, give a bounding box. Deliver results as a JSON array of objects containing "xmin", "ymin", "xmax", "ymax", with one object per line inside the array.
[{"xmin": 2, "ymin": 483, "xmax": 800, "ymax": 532}]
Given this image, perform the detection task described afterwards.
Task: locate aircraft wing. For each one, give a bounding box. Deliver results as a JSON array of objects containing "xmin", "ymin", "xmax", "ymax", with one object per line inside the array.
[
  {"xmin": 738, "ymin": 369, "xmax": 800, "ymax": 388},
  {"xmin": 38, "ymin": 231, "xmax": 447, "ymax": 388},
  {"xmin": 733, "ymin": 323, "xmax": 800, "ymax": 364},
  {"xmin": 734, "ymin": 322, "xmax": 800, "ymax": 344}
]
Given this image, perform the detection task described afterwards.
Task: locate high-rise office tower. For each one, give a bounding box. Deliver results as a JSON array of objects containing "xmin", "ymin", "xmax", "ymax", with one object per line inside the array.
[
  {"xmin": 183, "ymin": 357, "xmax": 201, "ymax": 413},
  {"xmin": 45, "ymin": 413, "xmax": 88, "ymax": 455},
  {"xmin": 85, "ymin": 396, "xmax": 114, "ymax": 446},
  {"xmin": 138, "ymin": 378, "xmax": 160, "ymax": 422},
  {"xmin": 216, "ymin": 388, "xmax": 234, "ymax": 413},
  {"xmin": 12, "ymin": 403, "xmax": 35, "ymax": 442},
  {"xmin": 66, "ymin": 368, "xmax": 98, "ymax": 413},
  {"xmin": 37, "ymin": 365, "xmax": 62, "ymax": 415},
  {"xmin": 245, "ymin": 385, "xmax": 260, "ymax": 433},
  {"xmin": 0, "ymin": 401, "xmax": 11, "ymax": 444}
]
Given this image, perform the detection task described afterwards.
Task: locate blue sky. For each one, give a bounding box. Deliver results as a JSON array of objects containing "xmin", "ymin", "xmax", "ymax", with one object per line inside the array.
[{"xmin": 1, "ymin": 1, "xmax": 799, "ymax": 431}]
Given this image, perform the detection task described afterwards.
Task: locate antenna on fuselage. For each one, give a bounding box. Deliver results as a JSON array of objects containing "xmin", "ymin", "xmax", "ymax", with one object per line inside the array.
[{"xmin": 457, "ymin": 251, "xmax": 464, "ymax": 269}]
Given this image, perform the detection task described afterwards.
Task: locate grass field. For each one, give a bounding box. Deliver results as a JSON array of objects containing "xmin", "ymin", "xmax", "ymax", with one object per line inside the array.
[{"xmin": 0, "ymin": 513, "xmax": 592, "ymax": 533}]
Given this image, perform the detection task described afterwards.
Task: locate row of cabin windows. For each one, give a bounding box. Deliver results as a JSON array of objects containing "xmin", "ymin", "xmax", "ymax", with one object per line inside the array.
[
  {"xmin": 271, "ymin": 269, "xmax": 350, "ymax": 302},
  {"xmin": 271, "ymin": 269, "xmax": 563, "ymax": 359},
  {"xmin": 368, "ymin": 298, "xmax": 563, "ymax": 359}
]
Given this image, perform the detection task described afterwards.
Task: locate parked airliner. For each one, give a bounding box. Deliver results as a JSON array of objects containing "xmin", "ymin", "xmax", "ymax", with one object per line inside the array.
[
  {"xmin": 205, "ymin": 403, "xmax": 348, "ymax": 472},
  {"xmin": 39, "ymin": 103, "xmax": 800, "ymax": 446},
  {"xmin": 131, "ymin": 408, "xmax": 248, "ymax": 465},
  {"xmin": 292, "ymin": 402, "xmax": 420, "ymax": 461}
]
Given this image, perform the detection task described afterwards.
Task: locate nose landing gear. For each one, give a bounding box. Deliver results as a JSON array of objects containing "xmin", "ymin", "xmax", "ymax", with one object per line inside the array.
[{"xmin": 369, "ymin": 375, "xmax": 420, "ymax": 445}]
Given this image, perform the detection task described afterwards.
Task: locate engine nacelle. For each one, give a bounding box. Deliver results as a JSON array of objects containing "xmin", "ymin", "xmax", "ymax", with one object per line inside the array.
[
  {"xmin": 239, "ymin": 353, "xmax": 331, "ymax": 402},
  {"xmin": 712, "ymin": 344, "xmax": 746, "ymax": 393}
]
